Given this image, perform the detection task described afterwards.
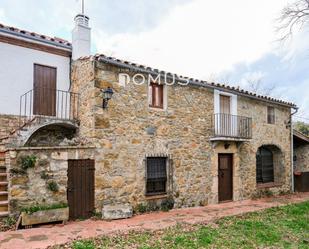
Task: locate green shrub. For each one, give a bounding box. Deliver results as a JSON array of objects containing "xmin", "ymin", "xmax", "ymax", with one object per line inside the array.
[
  {"xmin": 136, "ymin": 203, "xmax": 147, "ymax": 213},
  {"xmin": 73, "ymin": 240, "xmax": 95, "ymax": 249},
  {"xmin": 40, "ymin": 171, "xmax": 49, "ymax": 180},
  {"xmin": 10, "ymin": 168, "xmax": 26, "ymax": 175},
  {"xmin": 47, "ymin": 181, "xmax": 59, "ymax": 192},
  {"xmin": 91, "ymin": 211, "xmax": 102, "ymax": 219},
  {"xmin": 20, "ymin": 155, "xmax": 37, "ymax": 170},
  {"xmin": 161, "ymin": 198, "xmax": 174, "ymax": 211},
  {"xmin": 21, "ymin": 203, "xmax": 68, "ymax": 214},
  {"xmin": 3, "ymin": 216, "xmax": 16, "ymax": 227}
]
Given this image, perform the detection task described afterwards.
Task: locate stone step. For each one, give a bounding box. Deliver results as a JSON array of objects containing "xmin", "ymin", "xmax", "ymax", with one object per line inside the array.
[
  {"xmin": 0, "ymin": 191, "xmax": 8, "ymax": 201},
  {"xmin": 0, "ymin": 182, "xmax": 8, "ymax": 192},
  {"xmin": 0, "ymin": 201, "xmax": 8, "ymax": 212},
  {"xmin": 0, "ymin": 173, "xmax": 7, "ymax": 181},
  {"xmin": 0, "ymin": 211, "xmax": 9, "ymax": 217},
  {"xmin": 0, "ymin": 166, "xmax": 6, "ymax": 173},
  {"xmin": 102, "ymin": 204, "xmax": 133, "ymax": 220},
  {"xmin": 0, "ymin": 200, "xmax": 8, "ymax": 206}
]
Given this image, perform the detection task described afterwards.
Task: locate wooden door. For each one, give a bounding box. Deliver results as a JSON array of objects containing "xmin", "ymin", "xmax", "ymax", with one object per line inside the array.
[
  {"xmin": 220, "ymin": 95, "xmax": 231, "ymax": 135},
  {"xmin": 33, "ymin": 64, "xmax": 57, "ymax": 116},
  {"xmin": 220, "ymin": 95, "xmax": 230, "ymax": 114},
  {"xmin": 218, "ymin": 154, "xmax": 233, "ymax": 202},
  {"xmin": 67, "ymin": 159, "xmax": 95, "ymax": 220}
]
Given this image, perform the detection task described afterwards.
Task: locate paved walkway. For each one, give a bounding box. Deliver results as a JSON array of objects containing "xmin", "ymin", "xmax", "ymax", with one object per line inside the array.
[{"xmin": 1, "ymin": 192, "xmax": 309, "ymax": 249}]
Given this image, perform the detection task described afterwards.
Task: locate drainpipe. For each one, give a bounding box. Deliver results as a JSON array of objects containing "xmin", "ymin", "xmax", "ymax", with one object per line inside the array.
[{"xmin": 290, "ymin": 107, "xmax": 298, "ymax": 192}]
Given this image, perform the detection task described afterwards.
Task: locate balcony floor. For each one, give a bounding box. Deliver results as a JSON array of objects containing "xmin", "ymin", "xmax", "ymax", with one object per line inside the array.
[{"xmin": 210, "ymin": 137, "xmax": 251, "ymax": 142}]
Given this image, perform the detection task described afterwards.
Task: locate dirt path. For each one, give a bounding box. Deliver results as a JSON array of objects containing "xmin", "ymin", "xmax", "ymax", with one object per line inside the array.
[{"xmin": 0, "ymin": 192, "xmax": 308, "ymax": 249}]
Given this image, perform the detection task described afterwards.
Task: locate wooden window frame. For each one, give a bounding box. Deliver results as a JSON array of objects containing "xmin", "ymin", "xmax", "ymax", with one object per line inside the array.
[
  {"xmin": 149, "ymin": 83, "xmax": 164, "ymax": 109},
  {"xmin": 267, "ymin": 106, "xmax": 275, "ymax": 124},
  {"xmin": 145, "ymin": 157, "xmax": 168, "ymax": 196}
]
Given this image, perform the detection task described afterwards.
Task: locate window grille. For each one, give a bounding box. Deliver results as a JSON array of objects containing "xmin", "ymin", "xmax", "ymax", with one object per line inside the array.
[
  {"xmin": 146, "ymin": 157, "xmax": 167, "ymax": 195},
  {"xmin": 256, "ymin": 147, "xmax": 274, "ymax": 183}
]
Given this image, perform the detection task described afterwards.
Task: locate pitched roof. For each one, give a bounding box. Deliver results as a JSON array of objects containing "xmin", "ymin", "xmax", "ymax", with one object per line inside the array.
[
  {"xmin": 293, "ymin": 129, "xmax": 309, "ymax": 144},
  {"xmin": 0, "ymin": 23, "xmax": 72, "ymax": 50},
  {"xmin": 81, "ymin": 53, "xmax": 297, "ymax": 108}
]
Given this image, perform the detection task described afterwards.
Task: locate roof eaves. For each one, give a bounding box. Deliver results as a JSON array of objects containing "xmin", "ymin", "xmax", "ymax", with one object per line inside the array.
[
  {"xmin": 90, "ymin": 54, "xmax": 296, "ymax": 108},
  {"xmin": 293, "ymin": 129, "xmax": 309, "ymax": 143},
  {"xmin": 0, "ymin": 23, "xmax": 72, "ymax": 50}
]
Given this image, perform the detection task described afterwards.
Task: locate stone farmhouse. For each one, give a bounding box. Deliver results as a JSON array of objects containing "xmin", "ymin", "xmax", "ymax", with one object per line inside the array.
[{"xmin": 0, "ymin": 13, "xmax": 300, "ymax": 219}]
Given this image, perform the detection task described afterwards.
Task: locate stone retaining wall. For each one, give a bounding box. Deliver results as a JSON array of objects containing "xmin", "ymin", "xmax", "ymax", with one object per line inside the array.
[
  {"xmin": 0, "ymin": 114, "xmax": 20, "ymax": 138},
  {"xmin": 7, "ymin": 146, "xmax": 95, "ymax": 214}
]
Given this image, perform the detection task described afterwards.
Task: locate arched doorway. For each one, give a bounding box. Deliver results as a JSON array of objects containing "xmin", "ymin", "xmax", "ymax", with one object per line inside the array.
[{"xmin": 256, "ymin": 146, "xmax": 274, "ymax": 183}]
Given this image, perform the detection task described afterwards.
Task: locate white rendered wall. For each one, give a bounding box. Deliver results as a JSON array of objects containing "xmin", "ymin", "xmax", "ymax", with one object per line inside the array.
[
  {"xmin": 0, "ymin": 41, "xmax": 70, "ymax": 115},
  {"xmin": 72, "ymin": 24, "xmax": 91, "ymax": 60},
  {"xmin": 214, "ymin": 89, "xmax": 237, "ymax": 115}
]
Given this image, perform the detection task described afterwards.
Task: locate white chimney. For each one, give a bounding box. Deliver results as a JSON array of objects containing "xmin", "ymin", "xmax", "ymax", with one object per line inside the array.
[{"xmin": 72, "ymin": 14, "xmax": 91, "ymax": 60}]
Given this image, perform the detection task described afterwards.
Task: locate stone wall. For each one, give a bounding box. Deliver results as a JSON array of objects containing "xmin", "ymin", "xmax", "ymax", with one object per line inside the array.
[
  {"xmin": 237, "ymin": 96, "xmax": 292, "ymax": 196},
  {"xmin": 71, "ymin": 58, "xmax": 293, "ymax": 211},
  {"xmin": 25, "ymin": 124, "xmax": 76, "ymax": 147},
  {"xmin": 294, "ymin": 144, "xmax": 309, "ymax": 172},
  {"xmin": 71, "ymin": 59, "xmax": 96, "ymax": 138},
  {"xmin": 73, "ymin": 60, "xmax": 215, "ymax": 209},
  {"xmin": 7, "ymin": 147, "xmax": 95, "ymax": 214},
  {"xmin": 0, "ymin": 114, "xmax": 20, "ymax": 138}
]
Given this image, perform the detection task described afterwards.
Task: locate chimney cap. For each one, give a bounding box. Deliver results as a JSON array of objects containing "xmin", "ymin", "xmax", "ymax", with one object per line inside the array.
[{"xmin": 74, "ymin": 14, "xmax": 90, "ymax": 27}]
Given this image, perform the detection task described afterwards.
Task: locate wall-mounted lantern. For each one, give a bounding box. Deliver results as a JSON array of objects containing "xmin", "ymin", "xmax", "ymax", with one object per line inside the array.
[
  {"xmin": 224, "ymin": 143, "xmax": 230, "ymax": 149},
  {"xmin": 102, "ymin": 87, "xmax": 114, "ymax": 109}
]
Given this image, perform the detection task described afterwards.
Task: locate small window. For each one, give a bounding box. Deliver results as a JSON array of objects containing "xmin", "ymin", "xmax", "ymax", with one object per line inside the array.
[
  {"xmin": 256, "ymin": 147, "xmax": 274, "ymax": 183},
  {"xmin": 146, "ymin": 157, "xmax": 167, "ymax": 195},
  {"xmin": 149, "ymin": 83, "xmax": 164, "ymax": 109},
  {"xmin": 267, "ymin": 106, "xmax": 275, "ymax": 124}
]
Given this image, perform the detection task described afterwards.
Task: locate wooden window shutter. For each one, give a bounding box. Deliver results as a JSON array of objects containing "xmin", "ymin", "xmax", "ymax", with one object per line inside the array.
[
  {"xmin": 149, "ymin": 83, "xmax": 164, "ymax": 109},
  {"xmin": 267, "ymin": 106, "xmax": 275, "ymax": 124}
]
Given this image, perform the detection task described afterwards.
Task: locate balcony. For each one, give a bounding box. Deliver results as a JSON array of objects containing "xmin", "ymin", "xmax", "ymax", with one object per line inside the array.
[
  {"xmin": 19, "ymin": 87, "xmax": 79, "ymax": 127},
  {"xmin": 211, "ymin": 113, "xmax": 252, "ymax": 141}
]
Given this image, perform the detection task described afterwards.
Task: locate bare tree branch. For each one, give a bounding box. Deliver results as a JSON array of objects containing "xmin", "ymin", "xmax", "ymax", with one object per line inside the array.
[
  {"xmin": 244, "ymin": 77, "xmax": 279, "ymax": 97},
  {"xmin": 277, "ymin": 0, "xmax": 309, "ymax": 42}
]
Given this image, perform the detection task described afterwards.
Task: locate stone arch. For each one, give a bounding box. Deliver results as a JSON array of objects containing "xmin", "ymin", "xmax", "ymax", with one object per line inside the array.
[
  {"xmin": 23, "ymin": 121, "xmax": 78, "ymax": 147},
  {"xmin": 256, "ymin": 144, "xmax": 285, "ymax": 185}
]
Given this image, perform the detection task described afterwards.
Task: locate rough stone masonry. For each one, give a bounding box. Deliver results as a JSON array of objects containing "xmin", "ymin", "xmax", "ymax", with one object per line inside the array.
[{"xmin": 69, "ymin": 57, "xmax": 293, "ymax": 212}]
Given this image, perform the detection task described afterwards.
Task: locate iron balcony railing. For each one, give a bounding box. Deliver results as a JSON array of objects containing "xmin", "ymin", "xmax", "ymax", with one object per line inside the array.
[
  {"xmin": 212, "ymin": 113, "xmax": 252, "ymax": 139},
  {"xmin": 19, "ymin": 87, "xmax": 79, "ymax": 126}
]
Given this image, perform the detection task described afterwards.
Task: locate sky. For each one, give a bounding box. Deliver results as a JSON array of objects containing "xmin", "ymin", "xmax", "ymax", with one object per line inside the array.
[{"xmin": 0, "ymin": 0, "xmax": 308, "ymax": 120}]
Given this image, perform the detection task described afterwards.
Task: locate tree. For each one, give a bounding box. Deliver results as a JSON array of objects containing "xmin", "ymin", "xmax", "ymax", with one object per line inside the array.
[
  {"xmin": 244, "ymin": 77, "xmax": 276, "ymax": 97},
  {"xmin": 277, "ymin": 0, "xmax": 309, "ymax": 42},
  {"xmin": 294, "ymin": 121, "xmax": 309, "ymax": 136}
]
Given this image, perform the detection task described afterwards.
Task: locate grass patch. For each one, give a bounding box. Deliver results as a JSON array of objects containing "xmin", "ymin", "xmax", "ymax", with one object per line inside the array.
[
  {"xmin": 56, "ymin": 201, "xmax": 309, "ymax": 249},
  {"xmin": 72, "ymin": 240, "xmax": 95, "ymax": 249},
  {"xmin": 21, "ymin": 203, "xmax": 68, "ymax": 214}
]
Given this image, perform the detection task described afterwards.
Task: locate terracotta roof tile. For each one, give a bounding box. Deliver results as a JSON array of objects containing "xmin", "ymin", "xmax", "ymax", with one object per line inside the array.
[
  {"xmin": 0, "ymin": 23, "xmax": 72, "ymax": 49},
  {"xmin": 81, "ymin": 53, "xmax": 297, "ymax": 108}
]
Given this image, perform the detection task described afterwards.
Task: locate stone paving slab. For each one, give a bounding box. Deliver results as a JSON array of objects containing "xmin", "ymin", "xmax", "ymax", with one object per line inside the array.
[{"xmin": 0, "ymin": 192, "xmax": 308, "ymax": 249}]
